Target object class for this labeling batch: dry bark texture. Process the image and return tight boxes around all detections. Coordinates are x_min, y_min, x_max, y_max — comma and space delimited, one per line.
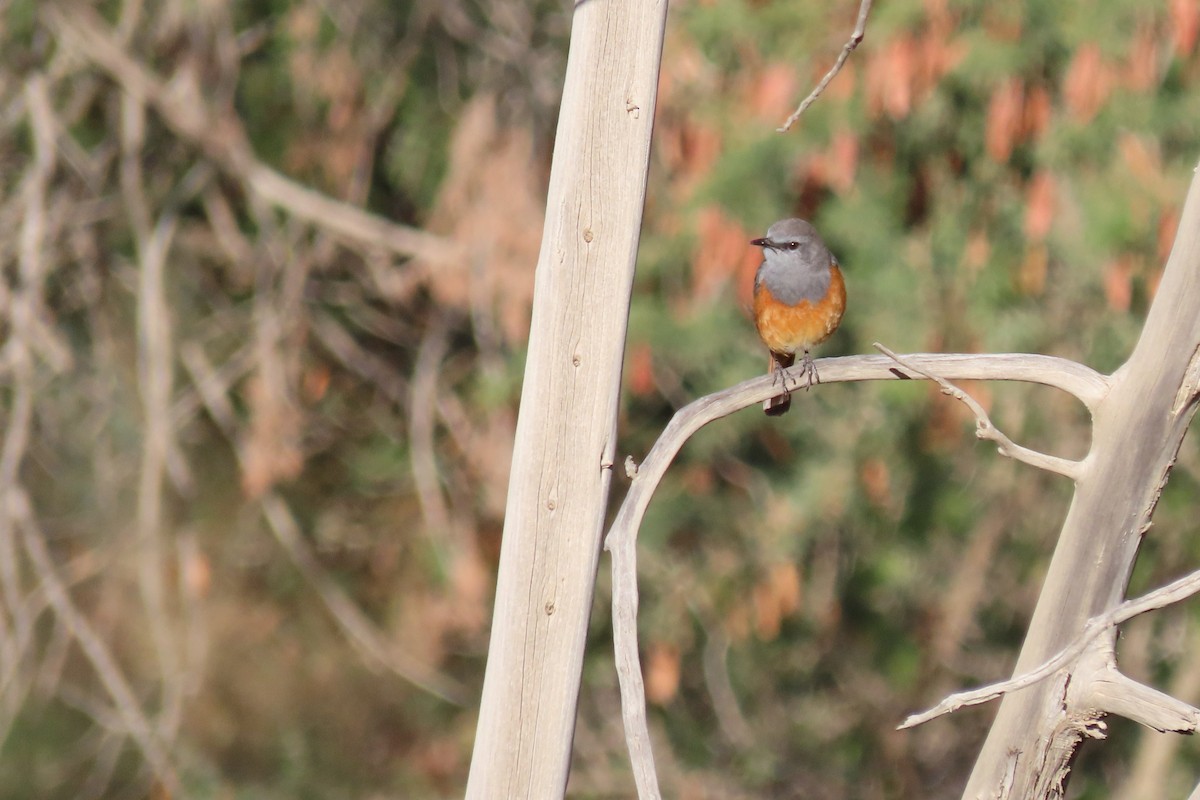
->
961, 161, 1200, 798
465, 0, 670, 797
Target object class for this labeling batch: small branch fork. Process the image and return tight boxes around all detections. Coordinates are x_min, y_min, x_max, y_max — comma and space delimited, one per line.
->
777, 0, 874, 132
875, 345, 1085, 481
604, 349, 1108, 799
900, 565, 1200, 732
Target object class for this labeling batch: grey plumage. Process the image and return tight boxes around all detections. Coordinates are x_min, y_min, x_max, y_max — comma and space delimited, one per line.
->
752, 218, 835, 305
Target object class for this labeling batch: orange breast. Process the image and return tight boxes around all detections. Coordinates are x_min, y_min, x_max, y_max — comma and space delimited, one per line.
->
753, 265, 846, 355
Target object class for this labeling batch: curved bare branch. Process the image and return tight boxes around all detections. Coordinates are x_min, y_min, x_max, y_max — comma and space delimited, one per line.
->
604, 350, 1108, 797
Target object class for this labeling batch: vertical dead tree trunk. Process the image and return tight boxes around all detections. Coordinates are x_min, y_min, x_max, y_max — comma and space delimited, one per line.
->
963, 163, 1200, 797
465, 1, 669, 797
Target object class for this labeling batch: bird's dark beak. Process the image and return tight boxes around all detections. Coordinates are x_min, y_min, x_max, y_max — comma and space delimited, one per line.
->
750, 237, 769, 247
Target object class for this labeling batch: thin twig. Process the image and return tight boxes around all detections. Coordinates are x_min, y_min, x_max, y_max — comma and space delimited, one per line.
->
777, 0, 873, 132
11, 491, 180, 794
124, 83, 189, 751
875, 344, 1085, 480
311, 313, 410, 406
409, 314, 455, 542
1, 77, 57, 628
701, 625, 754, 748
173, 341, 256, 431
900, 565, 1200, 729
0, 74, 70, 764
259, 493, 469, 705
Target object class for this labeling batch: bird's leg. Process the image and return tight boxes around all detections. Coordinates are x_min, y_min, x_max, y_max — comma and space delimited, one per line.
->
771, 361, 785, 389
768, 352, 792, 389
800, 349, 819, 390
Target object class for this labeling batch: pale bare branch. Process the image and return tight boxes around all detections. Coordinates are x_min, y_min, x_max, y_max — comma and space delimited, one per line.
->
1113, 618, 1200, 800
1084, 663, 1200, 734
900, 566, 1200, 730
310, 313, 410, 405
410, 315, 455, 541
259, 493, 470, 705
122, 82, 189, 749
875, 344, 1085, 480
11, 491, 179, 794
777, 0, 873, 132
605, 350, 1107, 798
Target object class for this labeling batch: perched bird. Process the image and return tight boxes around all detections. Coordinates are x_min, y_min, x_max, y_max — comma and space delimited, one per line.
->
750, 218, 846, 415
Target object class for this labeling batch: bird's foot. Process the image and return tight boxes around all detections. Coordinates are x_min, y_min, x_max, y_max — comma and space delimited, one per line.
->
799, 351, 819, 391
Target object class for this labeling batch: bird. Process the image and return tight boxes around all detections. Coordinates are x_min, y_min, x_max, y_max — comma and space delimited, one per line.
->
750, 218, 846, 416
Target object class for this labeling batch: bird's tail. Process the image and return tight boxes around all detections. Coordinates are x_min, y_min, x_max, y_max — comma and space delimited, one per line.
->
764, 352, 794, 416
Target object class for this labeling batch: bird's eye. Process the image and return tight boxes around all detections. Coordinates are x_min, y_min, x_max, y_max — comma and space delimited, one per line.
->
787, 241, 800, 250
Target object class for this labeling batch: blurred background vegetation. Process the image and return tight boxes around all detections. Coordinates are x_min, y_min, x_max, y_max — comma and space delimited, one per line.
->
2, 0, 1200, 797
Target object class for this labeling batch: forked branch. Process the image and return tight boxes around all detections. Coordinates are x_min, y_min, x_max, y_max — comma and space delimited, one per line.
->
900, 565, 1200, 730
605, 350, 1108, 799
875, 345, 1085, 480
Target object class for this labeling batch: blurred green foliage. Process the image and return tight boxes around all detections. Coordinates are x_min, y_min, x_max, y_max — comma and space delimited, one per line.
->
620, 0, 1200, 797
4, 0, 1200, 798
